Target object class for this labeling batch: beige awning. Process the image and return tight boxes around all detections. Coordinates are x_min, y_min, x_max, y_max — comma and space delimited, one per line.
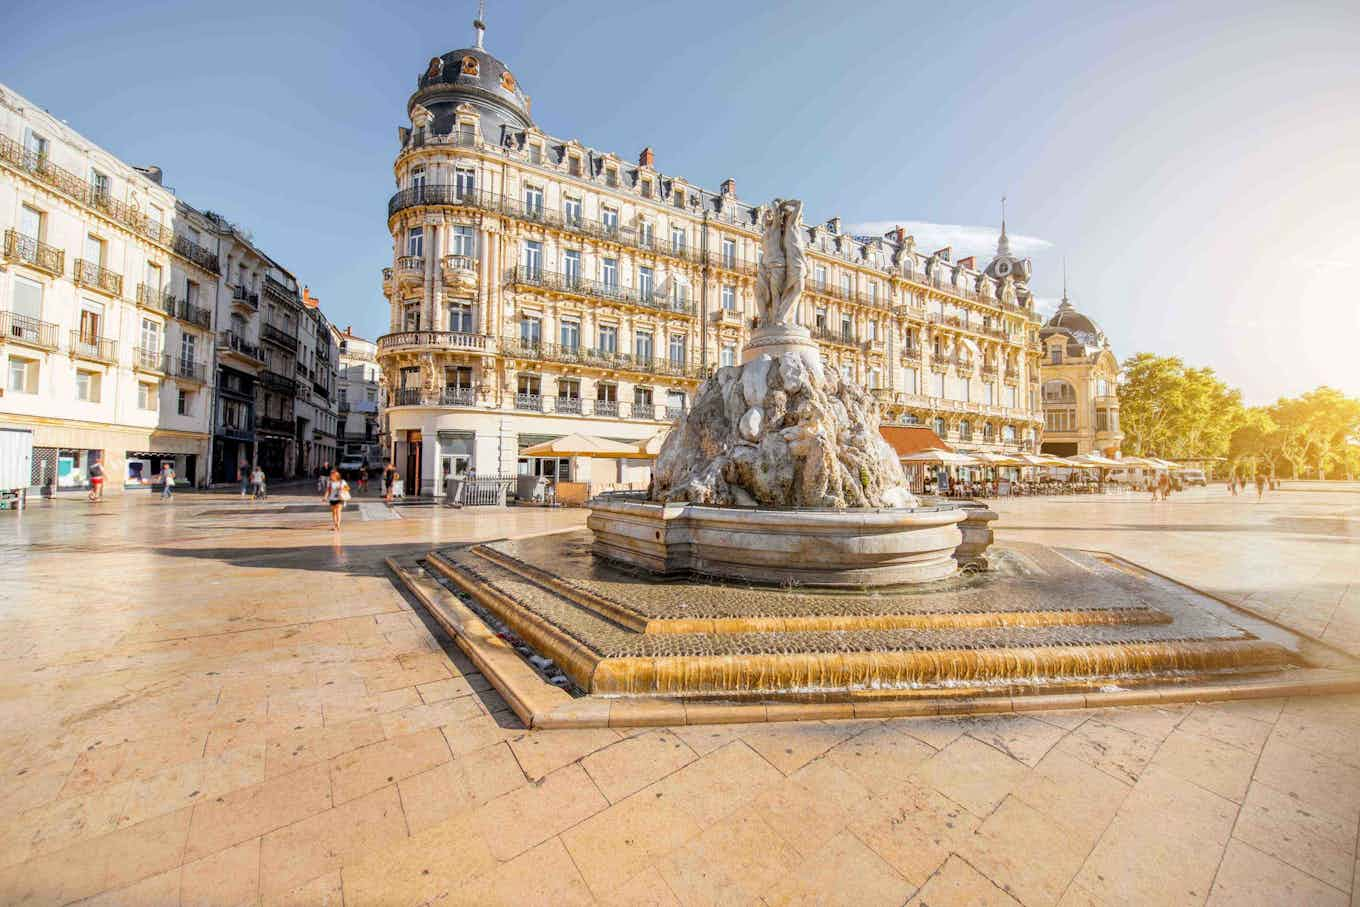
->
519, 433, 641, 459
634, 430, 669, 458
900, 449, 980, 466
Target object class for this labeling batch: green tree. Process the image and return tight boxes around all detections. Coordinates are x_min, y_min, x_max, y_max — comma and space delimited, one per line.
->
1229, 408, 1280, 478
1117, 354, 1244, 460
1268, 387, 1360, 478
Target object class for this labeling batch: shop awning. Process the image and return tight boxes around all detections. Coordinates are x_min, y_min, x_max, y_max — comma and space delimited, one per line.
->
879, 426, 952, 457
634, 430, 669, 458
519, 433, 641, 459
899, 449, 981, 466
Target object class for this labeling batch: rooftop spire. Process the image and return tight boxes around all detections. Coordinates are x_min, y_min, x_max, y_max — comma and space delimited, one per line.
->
1061, 257, 1070, 306
473, 0, 486, 49
997, 195, 1011, 258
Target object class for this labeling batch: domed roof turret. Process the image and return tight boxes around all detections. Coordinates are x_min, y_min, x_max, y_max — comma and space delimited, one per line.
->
1041, 300, 1108, 350
408, 17, 533, 141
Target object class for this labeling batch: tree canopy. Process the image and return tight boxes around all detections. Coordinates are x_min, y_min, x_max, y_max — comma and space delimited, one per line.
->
1116, 354, 1245, 460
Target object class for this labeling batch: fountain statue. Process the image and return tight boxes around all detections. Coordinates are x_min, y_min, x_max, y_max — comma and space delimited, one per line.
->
589, 198, 966, 586
651, 198, 916, 510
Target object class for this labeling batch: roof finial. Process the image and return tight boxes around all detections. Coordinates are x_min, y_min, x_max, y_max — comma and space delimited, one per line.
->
473, 0, 486, 49
997, 195, 1011, 258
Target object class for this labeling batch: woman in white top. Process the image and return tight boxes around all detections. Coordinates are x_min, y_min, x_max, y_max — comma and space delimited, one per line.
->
323, 469, 350, 531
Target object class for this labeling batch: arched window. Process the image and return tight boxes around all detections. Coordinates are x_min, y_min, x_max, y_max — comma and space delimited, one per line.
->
1043, 379, 1076, 403
959, 420, 972, 441
933, 417, 948, 437
1002, 424, 1017, 442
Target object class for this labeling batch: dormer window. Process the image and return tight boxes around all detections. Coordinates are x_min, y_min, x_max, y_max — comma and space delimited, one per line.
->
529, 143, 543, 164
568, 155, 582, 177
672, 188, 685, 209
641, 178, 653, 199
1050, 346, 1063, 364
605, 167, 618, 187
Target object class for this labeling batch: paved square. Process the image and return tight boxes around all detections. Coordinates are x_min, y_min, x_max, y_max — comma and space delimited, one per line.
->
0, 485, 1357, 905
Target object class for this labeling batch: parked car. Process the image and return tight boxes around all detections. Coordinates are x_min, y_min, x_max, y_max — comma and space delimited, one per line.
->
1181, 468, 1207, 486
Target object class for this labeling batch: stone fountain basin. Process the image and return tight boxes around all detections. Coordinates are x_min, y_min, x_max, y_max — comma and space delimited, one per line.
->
587, 494, 967, 587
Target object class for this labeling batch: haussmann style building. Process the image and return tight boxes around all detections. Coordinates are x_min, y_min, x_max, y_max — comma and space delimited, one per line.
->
1037, 290, 1123, 458
378, 23, 1047, 496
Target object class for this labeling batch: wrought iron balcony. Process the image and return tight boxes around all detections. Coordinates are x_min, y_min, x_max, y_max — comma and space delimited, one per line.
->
499, 338, 701, 379
132, 346, 168, 372
3, 229, 63, 276
260, 369, 297, 395
219, 330, 263, 362
439, 387, 478, 406
703, 249, 758, 276
70, 331, 116, 363
263, 274, 298, 304
172, 234, 220, 274
507, 266, 694, 316
73, 259, 122, 296
901, 347, 922, 363
0, 311, 59, 349
230, 285, 259, 310
257, 414, 294, 434
811, 325, 858, 347
169, 357, 207, 382
261, 322, 298, 352
376, 330, 490, 354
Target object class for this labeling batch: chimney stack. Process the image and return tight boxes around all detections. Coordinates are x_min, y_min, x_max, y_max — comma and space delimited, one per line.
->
958, 256, 976, 269
893, 225, 905, 243
720, 178, 736, 196
638, 146, 654, 168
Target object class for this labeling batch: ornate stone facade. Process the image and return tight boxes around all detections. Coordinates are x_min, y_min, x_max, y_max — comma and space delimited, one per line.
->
1038, 291, 1123, 457
379, 28, 1047, 495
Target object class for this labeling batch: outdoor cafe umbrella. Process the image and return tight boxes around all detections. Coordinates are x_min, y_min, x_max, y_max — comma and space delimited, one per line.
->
634, 429, 670, 459
519, 433, 641, 459
899, 449, 980, 466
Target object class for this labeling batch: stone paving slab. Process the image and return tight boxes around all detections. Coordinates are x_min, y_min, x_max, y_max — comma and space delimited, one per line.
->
0, 486, 1358, 905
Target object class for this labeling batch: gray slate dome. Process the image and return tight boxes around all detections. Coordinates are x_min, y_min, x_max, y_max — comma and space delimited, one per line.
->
410, 45, 533, 140
1041, 300, 1107, 350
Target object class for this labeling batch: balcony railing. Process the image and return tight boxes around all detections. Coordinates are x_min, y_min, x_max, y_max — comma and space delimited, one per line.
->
69, 331, 116, 363
387, 185, 705, 265
172, 235, 220, 274
263, 274, 298, 304
258, 415, 294, 434
135, 283, 213, 329
230, 285, 259, 309
376, 330, 490, 354
442, 254, 477, 272
219, 330, 263, 362
261, 322, 299, 352
132, 347, 167, 372
261, 369, 297, 395
169, 357, 207, 382
0, 134, 217, 270
3, 229, 64, 276
703, 250, 758, 276
0, 311, 59, 349
507, 266, 695, 316
500, 339, 701, 379
811, 325, 858, 347
395, 255, 424, 274
73, 259, 122, 296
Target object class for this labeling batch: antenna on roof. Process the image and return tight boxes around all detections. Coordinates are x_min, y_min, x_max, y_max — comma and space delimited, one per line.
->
1062, 257, 1069, 304
473, 0, 486, 49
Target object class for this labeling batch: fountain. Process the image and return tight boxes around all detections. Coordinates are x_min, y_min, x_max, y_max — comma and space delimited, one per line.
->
389, 197, 1360, 727
589, 197, 969, 587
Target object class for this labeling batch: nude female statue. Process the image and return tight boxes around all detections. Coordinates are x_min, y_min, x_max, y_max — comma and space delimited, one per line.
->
754, 198, 806, 327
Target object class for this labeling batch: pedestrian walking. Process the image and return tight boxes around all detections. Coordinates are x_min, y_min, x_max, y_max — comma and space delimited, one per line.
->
358, 466, 369, 495
1157, 472, 1171, 501
317, 462, 330, 495
87, 457, 105, 502
382, 460, 395, 498
251, 466, 267, 501
238, 464, 249, 497
1237, 476, 1246, 494
323, 469, 350, 532
160, 463, 176, 501
1227, 475, 1237, 496
385, 470, 397, 506
1255, 473, 1266, 501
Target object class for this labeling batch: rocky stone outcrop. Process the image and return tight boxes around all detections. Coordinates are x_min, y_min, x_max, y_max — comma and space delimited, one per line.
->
651, 352, 918, 510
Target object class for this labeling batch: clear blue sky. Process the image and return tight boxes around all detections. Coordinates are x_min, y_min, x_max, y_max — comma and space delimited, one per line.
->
6, 0, 1358, 403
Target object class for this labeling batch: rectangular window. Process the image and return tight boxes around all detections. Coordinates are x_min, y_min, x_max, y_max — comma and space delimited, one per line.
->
721, 238, 736, 268
12, 274, 43, 319
668, 334, 686, 366
76, 369, 101, 402
185, 280, 199, 308
601, 207, 619, 232
640, 178, 653, 198
410, 165, 426, 191
84, 234, 104, 267
450, 225, 475, 258
638, 266, 654, 298
406, 227, 424, 258
20, 205, 42, 241
519, 316, 541, 345
672, 188, 685, 209
602, 258, 618, 288
7, 356, 38, 393
449, 302, 473, 333
562, 249, 581, 282
903, 367, 918, 394
568, 155, 582, 177
634, 386, 653, 407
841, 274, 852, 297
523, 185, 544, 215
145, 262, 163, 293
403, 302, 420, 331
670, 226, 685, 252
180, 333, 197, 365
455, 166, 475, 197
815, 265, 827, 289
563, 196, 582, 225
598, 325, 617, 353
177, 389, 190, 416
720, 345, 736, 368
635, 331, 654, 361
984, 383, 995, 405
140, 317, 162, 354
528, 143, 542, 164
90, 169, 110, 199
445, 365, 473, 389
559, 319, 581, 350
23, 128, 49, 159
522, 240, 543, 274
557, 378, 580, 399
869, 282, 879, 304
935, 373, 946, 397
1050, 347, 1062, 364
139, 382, 159, 410
639, 221, 653, 247
721, 285, 735, 311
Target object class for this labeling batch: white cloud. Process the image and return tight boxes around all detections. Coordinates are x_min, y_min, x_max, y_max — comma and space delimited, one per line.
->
1031, 295, 1062, 316
847, 220, 1052, 259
